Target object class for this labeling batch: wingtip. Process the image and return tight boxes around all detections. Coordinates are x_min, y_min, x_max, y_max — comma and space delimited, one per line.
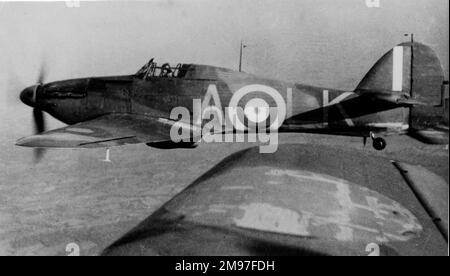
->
15, 135, 40, 147
15, 137, 29, 147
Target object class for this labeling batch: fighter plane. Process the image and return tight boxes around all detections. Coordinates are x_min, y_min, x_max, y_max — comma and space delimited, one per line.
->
16, 41, 449, 159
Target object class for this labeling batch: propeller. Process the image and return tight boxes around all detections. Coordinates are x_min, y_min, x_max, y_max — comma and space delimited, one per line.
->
31, 63, 47, 163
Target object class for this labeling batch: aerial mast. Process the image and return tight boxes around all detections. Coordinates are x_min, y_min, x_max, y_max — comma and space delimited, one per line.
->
238, 40, 247, 72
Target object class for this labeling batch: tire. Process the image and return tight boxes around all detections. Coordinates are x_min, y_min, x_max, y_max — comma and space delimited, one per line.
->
372, 137, 387, 151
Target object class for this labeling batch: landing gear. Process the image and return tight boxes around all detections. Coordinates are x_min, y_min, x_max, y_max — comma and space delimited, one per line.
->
370, 132, 386, 151
373, 137, 387, 151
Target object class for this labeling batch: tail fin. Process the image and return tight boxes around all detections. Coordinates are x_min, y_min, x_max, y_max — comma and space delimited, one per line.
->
356, 42, 445, 104
357, 43, 413, 95
356, 41, 448, 144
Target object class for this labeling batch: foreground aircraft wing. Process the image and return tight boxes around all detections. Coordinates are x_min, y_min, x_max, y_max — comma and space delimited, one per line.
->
102, 144, 448, 256
16, 113, 194, 148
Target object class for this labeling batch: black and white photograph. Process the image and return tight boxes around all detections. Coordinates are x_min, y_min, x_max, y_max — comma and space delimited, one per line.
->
0, 0, 448, 260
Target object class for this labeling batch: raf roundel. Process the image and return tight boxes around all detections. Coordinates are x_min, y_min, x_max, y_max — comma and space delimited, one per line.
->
227, 84, 287, 132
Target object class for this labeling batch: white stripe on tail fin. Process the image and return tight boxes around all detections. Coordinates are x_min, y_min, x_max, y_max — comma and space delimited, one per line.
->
392, 46, 404, 91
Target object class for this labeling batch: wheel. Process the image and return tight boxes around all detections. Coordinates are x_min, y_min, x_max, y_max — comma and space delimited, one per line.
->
372, 137, 387, 151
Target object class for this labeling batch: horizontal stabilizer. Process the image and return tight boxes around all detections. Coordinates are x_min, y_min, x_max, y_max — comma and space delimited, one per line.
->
363, 91, 429, 106
408, 127, 449, 145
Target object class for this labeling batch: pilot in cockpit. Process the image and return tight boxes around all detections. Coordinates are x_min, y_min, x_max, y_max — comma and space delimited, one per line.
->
160, 63, 172, 77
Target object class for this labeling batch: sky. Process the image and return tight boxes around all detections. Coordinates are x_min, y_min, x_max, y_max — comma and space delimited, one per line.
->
0, 0, 448, 132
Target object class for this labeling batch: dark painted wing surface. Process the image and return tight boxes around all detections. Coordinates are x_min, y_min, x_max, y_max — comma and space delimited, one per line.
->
103, 144, 447, 256
15, 113, 184, 148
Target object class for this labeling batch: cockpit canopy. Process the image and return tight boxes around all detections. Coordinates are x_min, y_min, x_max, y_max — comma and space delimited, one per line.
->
135, 59, 239, 81
135, 59, 190, 79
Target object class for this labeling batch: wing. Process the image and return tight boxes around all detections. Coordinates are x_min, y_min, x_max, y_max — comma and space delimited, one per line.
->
16, 113, 197, 148
102, 144, 447, 256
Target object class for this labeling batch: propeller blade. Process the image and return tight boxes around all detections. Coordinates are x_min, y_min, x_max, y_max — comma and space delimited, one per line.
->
37, 62, 47, 84
18, 61, 49, 163
33, 148, 45, 163
32, 108, 46, 163
33, 108, 46, 134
